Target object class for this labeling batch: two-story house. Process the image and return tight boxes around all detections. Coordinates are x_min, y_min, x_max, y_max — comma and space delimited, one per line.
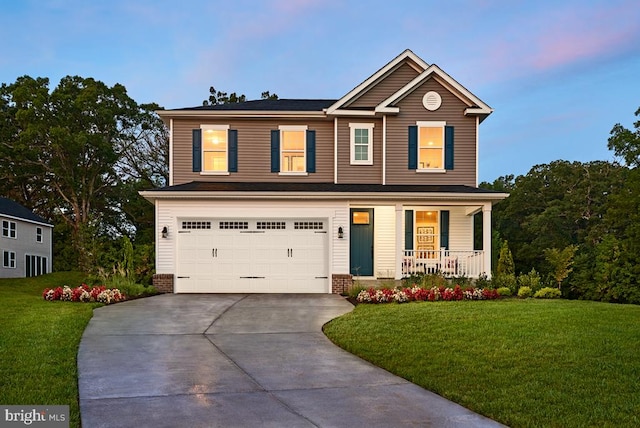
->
141, 50, 507, 294
0, 197, 53, 278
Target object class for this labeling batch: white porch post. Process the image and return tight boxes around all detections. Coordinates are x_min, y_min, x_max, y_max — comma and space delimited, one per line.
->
482, 203, 492, 278
395, 204, 403, 280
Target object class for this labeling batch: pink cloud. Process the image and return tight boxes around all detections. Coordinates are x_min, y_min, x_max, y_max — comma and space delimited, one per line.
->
474, 1, 640, 85
529, 2, 640, 71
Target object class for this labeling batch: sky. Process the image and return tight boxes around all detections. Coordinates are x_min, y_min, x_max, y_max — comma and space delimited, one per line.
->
1, 0, 639, 183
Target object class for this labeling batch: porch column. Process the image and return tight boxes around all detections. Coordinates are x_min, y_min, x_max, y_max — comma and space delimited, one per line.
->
395, 204, 404, 280
482, 203, 492, 278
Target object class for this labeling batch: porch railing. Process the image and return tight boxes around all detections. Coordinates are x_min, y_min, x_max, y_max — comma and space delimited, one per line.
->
402, 249, 485, 278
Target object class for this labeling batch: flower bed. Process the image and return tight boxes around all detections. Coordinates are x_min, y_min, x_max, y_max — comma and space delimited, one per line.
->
356, 285, 500, 304
43, 284, 125, 304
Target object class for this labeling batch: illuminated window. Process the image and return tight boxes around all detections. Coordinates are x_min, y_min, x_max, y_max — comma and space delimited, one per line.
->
201, 125, 229, 172
417, 121, 445, 170
415, 211, 438, 257
352, 211, 370, 225
280, 126, 306, 173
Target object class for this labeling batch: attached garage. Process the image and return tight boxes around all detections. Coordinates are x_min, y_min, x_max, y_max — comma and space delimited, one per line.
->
175, 218, 329, 293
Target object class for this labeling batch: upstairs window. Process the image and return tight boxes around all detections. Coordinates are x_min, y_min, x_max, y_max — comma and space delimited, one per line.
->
418, 121, 445, 170
349, 123, 374, 165
202, 125, 229, 172
192, 126, 237, 173
2, 220, 16, 239
36, 227, 43, 243
271, 125, 315, 174
281, 126, 306, 173
408, 122, 454, 171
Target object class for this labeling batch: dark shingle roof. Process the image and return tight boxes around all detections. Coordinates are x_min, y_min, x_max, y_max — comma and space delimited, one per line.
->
149, 181, 503, 195
177, 99, 337, 112
0, 198, 51, 225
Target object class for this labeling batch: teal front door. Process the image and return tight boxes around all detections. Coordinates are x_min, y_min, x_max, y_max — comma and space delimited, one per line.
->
350, 208, 374, 276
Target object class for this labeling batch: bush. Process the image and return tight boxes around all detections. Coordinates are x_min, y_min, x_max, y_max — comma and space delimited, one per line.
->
534, 287, 562, 299
518, 268, 542, 293
474, 273, 492, 289
347, 282, 369, 298
517, 286, 532, 298
497, 287, 512, 297
493, 274, 517, 294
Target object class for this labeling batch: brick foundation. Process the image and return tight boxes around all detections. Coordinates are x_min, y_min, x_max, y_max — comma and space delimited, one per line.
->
152, 274, 174, 293
332, 274, 353, 294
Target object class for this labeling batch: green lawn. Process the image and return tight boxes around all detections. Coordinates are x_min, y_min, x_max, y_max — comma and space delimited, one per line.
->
0, 272, 97, 428
324, 299, 640, 428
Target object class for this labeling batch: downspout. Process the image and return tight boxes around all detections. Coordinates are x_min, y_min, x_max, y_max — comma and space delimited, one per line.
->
475, 116, 479, 187
334, 117, 338, 184
169, 118, 174, 187
382, 115, 387, 185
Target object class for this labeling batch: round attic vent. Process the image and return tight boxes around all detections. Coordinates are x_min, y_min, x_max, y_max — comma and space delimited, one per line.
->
422, 91, 442, 111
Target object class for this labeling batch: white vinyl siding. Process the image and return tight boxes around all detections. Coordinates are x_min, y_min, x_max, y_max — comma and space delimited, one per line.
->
373, 206, 396, 278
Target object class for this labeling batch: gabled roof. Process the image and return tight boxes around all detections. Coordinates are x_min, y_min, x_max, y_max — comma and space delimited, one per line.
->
326, 49, 429, 115
156, 49, 491, 122
0, 198, 52, 226
375, 64, 493, 122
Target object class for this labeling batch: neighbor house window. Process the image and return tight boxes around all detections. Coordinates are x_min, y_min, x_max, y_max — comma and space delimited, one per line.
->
3, 250, 16, 268
417, 121, 445, 170
349, 123, 374, 165
36, 227, 43, 243
280, 125, 306, 173
201, 125, 229, 172
2, 220, 16, 239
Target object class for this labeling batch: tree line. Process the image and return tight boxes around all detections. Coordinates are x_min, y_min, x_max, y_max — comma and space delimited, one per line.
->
2, 73, 639, 303
481, 105, 640, 304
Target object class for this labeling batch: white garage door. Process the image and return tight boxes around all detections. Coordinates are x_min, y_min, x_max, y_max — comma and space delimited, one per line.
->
176, 218, 328, 293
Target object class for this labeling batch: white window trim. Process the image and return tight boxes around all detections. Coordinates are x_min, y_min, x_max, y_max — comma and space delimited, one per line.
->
416, 121, 446, 172
279, 125, 307, 175
200, 124, 230, 174
2, 220, 16, 239
36, 227, 43, 243
3, 250, 16, 268
349, 123, 374, 165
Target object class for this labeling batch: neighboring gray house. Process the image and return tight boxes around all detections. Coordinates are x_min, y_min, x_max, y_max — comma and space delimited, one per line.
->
0, 198, 53, 278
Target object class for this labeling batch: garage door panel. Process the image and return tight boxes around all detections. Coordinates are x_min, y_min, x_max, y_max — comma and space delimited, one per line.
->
177, 218, 328, 293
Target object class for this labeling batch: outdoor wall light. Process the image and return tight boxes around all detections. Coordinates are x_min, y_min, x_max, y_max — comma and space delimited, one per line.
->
338, 226, 344, 239
161, 226, 168, 239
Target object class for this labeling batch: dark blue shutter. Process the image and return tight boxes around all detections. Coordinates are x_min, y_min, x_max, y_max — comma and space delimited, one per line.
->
228, 129, 238, 173
444, 126, 454, 170
270, 130, 280, 172
405, 210, 414, 250
192, 129, 202, 172
306, 130, 316, 173
408, 126, 418, 169
440, 210, 450, 250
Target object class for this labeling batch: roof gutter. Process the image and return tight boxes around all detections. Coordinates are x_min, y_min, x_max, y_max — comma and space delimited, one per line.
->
140, 190, 509, 204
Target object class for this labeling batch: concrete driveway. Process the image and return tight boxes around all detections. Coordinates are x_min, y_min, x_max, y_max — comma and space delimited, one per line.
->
78, 294, 505, 427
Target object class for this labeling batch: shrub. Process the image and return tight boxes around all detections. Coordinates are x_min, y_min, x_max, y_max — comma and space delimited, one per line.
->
493, 273, 517, 295
474, 273, 492, 289
518, 268, 542, 292
497, 287, 512, 297
517, 286, 532, 298
534, 287, 562, 299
